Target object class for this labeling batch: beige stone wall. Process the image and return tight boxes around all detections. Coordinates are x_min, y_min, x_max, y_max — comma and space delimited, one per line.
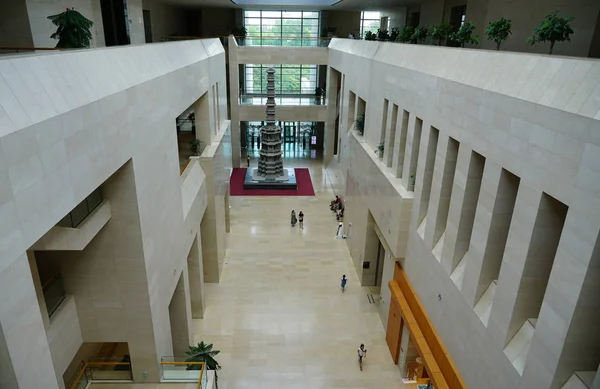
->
327, 39, 600, 389
0, 39, 229, 388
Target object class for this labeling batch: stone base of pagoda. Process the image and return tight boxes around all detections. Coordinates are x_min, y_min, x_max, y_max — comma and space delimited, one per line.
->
243, 168, 298, 189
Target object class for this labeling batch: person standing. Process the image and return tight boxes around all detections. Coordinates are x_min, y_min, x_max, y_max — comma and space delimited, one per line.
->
358, 344, 367, 371
341, 275, 347, 292
298, 211, 304, 229
247, 155, 250, 167
291, 210, 297, 227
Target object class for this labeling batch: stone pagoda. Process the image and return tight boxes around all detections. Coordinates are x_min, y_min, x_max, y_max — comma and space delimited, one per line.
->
244, 67, 297, 189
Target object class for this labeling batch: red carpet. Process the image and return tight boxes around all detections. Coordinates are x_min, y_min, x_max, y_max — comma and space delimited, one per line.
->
230, 168, 315, 196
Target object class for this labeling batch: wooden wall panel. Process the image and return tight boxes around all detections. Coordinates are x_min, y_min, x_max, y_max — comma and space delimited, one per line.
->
386, 298, 402, 364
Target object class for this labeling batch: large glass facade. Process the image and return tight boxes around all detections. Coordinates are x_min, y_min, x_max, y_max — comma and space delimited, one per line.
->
360, 11, 381, 38
244, 64, 318, 95
244, 10, 320, 46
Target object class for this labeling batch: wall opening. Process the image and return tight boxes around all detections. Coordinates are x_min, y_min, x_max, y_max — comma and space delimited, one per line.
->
357, 96, 366, 136
347, 90, 356, 132
431, 136, 460, 259
407, 117, 423, 191
169, 273, 190, 357
395, 110, 409, 179
449, 151, 485, 286
379, 99, 389, 159
417, 127, 439, 233
504, 193, 568, 375
386, 104, 398, 168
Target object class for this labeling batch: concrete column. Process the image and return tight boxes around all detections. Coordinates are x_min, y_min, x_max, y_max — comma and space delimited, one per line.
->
441, 148, 485, 274
487, 184, 539, 347
461, 163, 516, 307
415, 126, 439, 231
384, 103, 397, 168
0, 253, 60, 389
401, 115, 422, 191
228, 35, 241, 168
392, 110, 409, 179
187, 233, 205, 319
194, 92, 212, 150
169, 272, 192, 357
324, 66, 340, 166
199, 157, 227, 283
26, 251, 50, 330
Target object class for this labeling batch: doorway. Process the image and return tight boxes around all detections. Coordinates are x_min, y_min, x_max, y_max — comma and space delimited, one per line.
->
100, 0, 131, 46
143, 10, 153, 43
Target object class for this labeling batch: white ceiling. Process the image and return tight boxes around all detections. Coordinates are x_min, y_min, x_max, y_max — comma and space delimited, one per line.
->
158, 0, 419, 11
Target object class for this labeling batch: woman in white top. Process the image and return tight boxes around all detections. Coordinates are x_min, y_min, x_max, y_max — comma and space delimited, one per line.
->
357, 344, 367, 371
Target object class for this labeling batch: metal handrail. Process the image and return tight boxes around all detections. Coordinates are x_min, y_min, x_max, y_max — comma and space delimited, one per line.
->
0, 46, 61, 52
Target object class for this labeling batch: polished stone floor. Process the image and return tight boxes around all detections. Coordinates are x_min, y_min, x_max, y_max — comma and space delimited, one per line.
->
93, 157, 406, 389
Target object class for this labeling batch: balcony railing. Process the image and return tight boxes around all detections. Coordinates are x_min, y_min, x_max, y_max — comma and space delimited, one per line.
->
237, 36, 330, 47
160, 357, 207, 389
240, 95, 325, 106
57, 188, 103, 228
42, 273, 66, 318
68, 359, 132, 389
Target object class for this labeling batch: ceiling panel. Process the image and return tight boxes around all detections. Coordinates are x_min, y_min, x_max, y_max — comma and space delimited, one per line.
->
158, 0, 424, 10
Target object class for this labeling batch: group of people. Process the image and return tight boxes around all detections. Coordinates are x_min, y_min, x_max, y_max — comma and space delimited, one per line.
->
330, 195, 344, 221
290, 210, 304, 229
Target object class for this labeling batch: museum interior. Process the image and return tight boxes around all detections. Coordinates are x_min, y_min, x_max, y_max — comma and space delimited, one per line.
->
0, 0, 599, 389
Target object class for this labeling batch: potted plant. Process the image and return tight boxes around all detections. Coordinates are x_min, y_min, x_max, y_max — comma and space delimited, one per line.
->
376, 143, 384, 158
47, 8, 94, 48
411, 26, 429, 44
355, 112, 365, 135
527, 12, 574, 54
364, 31, 376, 41
232, 26, 247, 44
186, 342, 221, 388
190, 139, 203, 156
485, 17, 512, 50
428, 23, 453, 46
314, 87, 325, 105
449, 21, 479, 47
397, 26, 415, 43
376, 28, 390, 41
389, 27, 400, 42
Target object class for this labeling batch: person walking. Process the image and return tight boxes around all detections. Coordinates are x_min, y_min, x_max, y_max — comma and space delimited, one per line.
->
247, 155, 250, 167
341, 275, 347, 292
358, 344, 367, 371
298, 211, 304, 229
291, 210, 297, 227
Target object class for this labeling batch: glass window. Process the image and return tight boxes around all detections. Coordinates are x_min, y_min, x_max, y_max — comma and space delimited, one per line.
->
360, 11, 381, 39
243, 64, 318, 96
243, 10, 321, 46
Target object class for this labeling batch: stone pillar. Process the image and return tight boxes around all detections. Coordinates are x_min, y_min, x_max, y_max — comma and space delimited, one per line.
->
324, 66, 340, 166
26, 251, 50, 330
0, 253, 60, 389
194, 92, 212, 149
169, 272, 192, 357
392, 110, 409, 179
187, 233, 205, 319
228, 35, 241, 168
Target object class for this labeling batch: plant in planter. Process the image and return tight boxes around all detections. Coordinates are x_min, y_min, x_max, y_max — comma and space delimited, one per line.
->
232, 26, 247, 41
376, 143, 384, 158
376, 28, 390, 41
527, 12, 574, 54
449, 21, 479, 47
314, 87, 325, 105
389, 27, 400, 42
186, 342, 221, 388
364, 31, 376, 41
47, 8, 94, 48
397, 26, 415, 43
485, 17, 512, 50
410, 26, 429, 44
190, 139, 203, 156
355, 112, 365, 135
428, 23, 453, 46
